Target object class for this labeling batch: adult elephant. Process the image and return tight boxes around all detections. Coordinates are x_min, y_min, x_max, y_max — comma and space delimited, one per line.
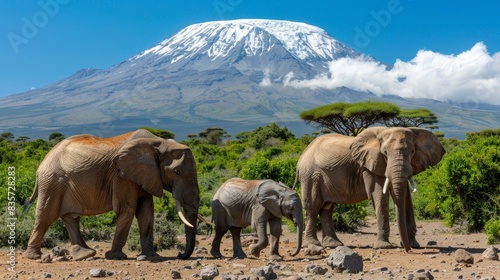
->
210, 178, 303, 260
25, 129, 200, 261
296, 127, 445, 252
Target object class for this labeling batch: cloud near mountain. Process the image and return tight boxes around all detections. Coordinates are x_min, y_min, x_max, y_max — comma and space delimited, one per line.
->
283, 42, 500, 105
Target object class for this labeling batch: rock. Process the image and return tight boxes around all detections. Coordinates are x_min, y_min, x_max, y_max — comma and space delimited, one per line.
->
41, 272, 52, 278
171, 271, 182, 279
326, 246, 363, 273
305, 264, 327, 275
196, 247, 209, 254
89, 268, 106, 277
40, 253, 52, 263
191, 258, 203, 268
426, 241, 437, 246
54, 255, 70, 262
200, 264, 219, 280
454, 249, 474, 264
251, 265, 277, 280
482, 245, 498, 260
408, 270, 434, 280
303, 244, 325, 256
50, 246, 69, 258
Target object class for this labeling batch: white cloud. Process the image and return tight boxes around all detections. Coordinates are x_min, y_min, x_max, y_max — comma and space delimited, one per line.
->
284, 42, 500, 105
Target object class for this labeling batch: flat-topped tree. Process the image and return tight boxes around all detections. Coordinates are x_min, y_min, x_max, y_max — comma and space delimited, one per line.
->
385, 108, 438, 128
300, 101, 400, 136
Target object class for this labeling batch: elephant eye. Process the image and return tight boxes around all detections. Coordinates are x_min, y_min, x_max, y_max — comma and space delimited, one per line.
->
174, 169, 180, 175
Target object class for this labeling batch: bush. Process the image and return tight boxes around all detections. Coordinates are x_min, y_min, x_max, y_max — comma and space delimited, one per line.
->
414, 134, 500, 232
333, 201, 368, 232
128, 213, 179, 251
485, 219, 500, 245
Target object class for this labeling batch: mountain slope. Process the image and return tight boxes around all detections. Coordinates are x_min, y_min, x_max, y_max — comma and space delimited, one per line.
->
0, 19, 499, 139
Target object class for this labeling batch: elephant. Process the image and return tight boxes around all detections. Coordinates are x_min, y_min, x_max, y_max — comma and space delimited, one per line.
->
210, 178, 303, 260
295, 127, 445, 252
24, 129, 200, 261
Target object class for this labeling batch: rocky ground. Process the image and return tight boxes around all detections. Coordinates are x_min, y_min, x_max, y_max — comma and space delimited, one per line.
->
2, 217, 499, 279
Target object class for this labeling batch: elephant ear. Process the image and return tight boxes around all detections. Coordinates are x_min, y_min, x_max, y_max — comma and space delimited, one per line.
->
114, 138, 164, 197
257, 180, 283, 218
350, 127, 387, 176
410, 128, 446, 174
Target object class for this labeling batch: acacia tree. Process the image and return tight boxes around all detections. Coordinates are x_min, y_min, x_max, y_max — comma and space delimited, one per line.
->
384, 108, 438, 127
300, 101, 400, 136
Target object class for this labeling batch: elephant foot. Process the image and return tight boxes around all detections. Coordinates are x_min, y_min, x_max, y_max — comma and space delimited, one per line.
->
304, 236, 322, 247
210, 248, 224, 259
25, 247, 42, 260
249, 244, 261, 258
105, 250, 128, 260
322, 236, 343, 249
232, 252, 247, 259
410, 239, 421, 249
268, 254, 283, 261
137, 251, 160, 261
374, 240, 394, 249
71, 245, 96, 261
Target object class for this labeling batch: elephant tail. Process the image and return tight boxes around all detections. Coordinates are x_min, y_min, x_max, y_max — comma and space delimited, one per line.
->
23, 181, 39, 214
292, 168, 299, 190
198, 213, 214, 237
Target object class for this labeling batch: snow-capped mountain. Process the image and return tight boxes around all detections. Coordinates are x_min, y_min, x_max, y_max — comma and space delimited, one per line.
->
0, 19, 498, 139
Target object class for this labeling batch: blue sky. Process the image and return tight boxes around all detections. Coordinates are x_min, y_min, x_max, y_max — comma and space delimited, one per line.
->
1, 0, 499, 98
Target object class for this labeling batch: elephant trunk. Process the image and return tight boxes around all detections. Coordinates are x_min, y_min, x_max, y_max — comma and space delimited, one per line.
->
177, 209, 198, 259
290, 208, 303, 256
390, 178, 412, 252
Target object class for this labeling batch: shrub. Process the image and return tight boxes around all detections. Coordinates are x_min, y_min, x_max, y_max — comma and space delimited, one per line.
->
128, 213, 179, 251
485, 219, 500, 245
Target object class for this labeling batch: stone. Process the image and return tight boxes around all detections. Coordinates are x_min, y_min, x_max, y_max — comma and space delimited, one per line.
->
303, 244, 325, 256
454, 249, 474, 264
200, 264, 219, 280
326, 246, 363, 273
408, 270, 434, 280
171, 271, 182, 279
251, 265, 277, 280
482, 245, 498, 260
40, 253, 52, 263
50, 246, 69, 258
305, 264, 328, 275
426, 241, 437, 246
89, 268, 106, 277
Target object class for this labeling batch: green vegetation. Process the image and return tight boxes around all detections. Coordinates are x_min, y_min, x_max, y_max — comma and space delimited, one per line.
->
413, 130, 500, 242
1, 120, 499, 249
300, 101, 440, 136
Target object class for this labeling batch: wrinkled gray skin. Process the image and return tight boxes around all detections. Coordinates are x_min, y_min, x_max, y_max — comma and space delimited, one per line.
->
296, 127, 445, 252
25, 129, 200, 261
210, 178, 303, 260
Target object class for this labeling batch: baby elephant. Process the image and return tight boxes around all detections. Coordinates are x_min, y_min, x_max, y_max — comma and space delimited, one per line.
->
210, 178, 303, 260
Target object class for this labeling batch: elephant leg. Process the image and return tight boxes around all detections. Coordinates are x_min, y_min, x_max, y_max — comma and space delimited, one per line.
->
61, 214, 96, 261
371, 183, 393, 249
229, 227, 247, 259
268, 218, 283, 261
249, 220, 269, 258
304, 204, 321, 247
135, 194, 159, 259
105, 209, 134, 260
405, 190, 420, 248
319, 203, 343, 248
210, 223, 227, 259
26, 201, 60, 260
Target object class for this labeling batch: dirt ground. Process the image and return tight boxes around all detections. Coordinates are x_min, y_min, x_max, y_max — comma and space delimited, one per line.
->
2, 216, 499, 279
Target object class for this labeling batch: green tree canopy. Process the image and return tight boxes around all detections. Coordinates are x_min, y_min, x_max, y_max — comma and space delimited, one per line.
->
198, 127, 231, 145
300, 101, 400, 135
141, 127, 175, 139
384, 108, 438, 127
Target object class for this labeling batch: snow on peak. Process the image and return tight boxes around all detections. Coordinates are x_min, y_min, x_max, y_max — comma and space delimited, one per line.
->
132, 19, 358, 63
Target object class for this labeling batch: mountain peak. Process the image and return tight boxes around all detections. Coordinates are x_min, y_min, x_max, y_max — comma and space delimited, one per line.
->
132, 19, 359, 63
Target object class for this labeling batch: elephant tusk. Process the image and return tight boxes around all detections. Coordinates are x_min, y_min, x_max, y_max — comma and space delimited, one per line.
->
176, 200, 194, 228
409, 177, 417, 192
383, 177, 390, 194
